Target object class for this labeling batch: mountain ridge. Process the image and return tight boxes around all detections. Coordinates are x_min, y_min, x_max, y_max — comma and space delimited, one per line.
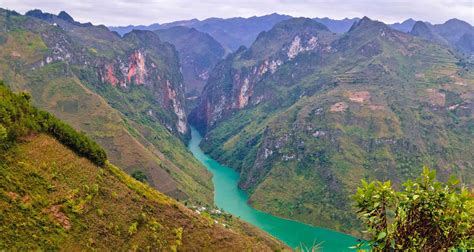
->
191, 16, 474, 235
0, 8, 214, 205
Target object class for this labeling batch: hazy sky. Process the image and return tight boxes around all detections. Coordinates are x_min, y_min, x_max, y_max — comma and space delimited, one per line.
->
2, 0, 473, 26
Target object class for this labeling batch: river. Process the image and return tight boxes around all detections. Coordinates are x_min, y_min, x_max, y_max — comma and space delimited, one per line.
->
188, 127, 360, 250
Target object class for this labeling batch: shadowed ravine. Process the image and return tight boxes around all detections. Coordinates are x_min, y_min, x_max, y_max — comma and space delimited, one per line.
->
188, 127, 359, 250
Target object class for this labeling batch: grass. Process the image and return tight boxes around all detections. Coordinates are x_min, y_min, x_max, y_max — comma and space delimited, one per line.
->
0, 19, 214, 205
0, 134, 287, 251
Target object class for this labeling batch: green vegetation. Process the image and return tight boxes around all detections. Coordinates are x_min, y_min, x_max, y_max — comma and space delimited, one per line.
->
0, 8, 213, 205
0, 82, 106, 165
353, 168, 473, 250
0, 83, 287, 251
131, 170, 148, 182
193, 17, 474, 236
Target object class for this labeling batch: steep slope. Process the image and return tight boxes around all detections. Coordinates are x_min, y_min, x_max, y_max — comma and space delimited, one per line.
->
155, 26, 225, 103
190, 18, 339, 133
191, 17, 474, 235
456, 32, 474, 56
0, 9, 213, 204
0, 84, 287, 251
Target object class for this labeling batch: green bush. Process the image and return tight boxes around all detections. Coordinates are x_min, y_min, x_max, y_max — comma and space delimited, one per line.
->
38, 111, 107, 166
131, 170, 148, 182
353, 167, 473, 250
0, 81, 107, 166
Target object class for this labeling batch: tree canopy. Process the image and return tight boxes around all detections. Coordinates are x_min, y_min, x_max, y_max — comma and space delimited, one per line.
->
353, 167, 473, 250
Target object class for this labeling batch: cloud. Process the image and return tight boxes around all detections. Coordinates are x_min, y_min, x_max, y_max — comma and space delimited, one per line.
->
1, 0, 472, 26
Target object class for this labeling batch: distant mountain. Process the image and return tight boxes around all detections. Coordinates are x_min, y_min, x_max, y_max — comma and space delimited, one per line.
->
191, 16, 474, 236
433, 18, 473, 44
0, 83, 286, 251
2, 8, 215, 205
456, 32, 474, 55
313, 17, 360, 33
410, 19, 474, 57
410, 21, 448, 44
389, 18, 417, 32
155, 26, 225, 99
110, 14, 292, 52
160, 13, 293, 52
109, 22, 161, 36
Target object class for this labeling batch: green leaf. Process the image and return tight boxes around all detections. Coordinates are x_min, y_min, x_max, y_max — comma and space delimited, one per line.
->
377, 231, 386, 240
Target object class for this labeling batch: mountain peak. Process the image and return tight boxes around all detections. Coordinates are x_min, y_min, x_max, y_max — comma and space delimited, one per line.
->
57, 11, 75, 23
411, 20, 430, 31
274, 17, 330, 32
25, 9, 54, 21
444, 18, 472, 27
348, 16, 388, 33
123, 29, 162, 43
410, 21, 448, 44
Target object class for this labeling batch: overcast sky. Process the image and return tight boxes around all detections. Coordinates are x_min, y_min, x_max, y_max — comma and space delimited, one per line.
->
2, 0, 473, 26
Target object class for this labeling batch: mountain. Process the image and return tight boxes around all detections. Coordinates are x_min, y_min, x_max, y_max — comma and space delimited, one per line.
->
313, 17, 360, 33
0, 83, 287, 251
190, 17, 474, 235
159, 13, 293, 52
433, 18, 473, 44
155, 26, 225, 101
0, 9, 214, 205
389, 18, 417, 32
410, 21, 448, 44
109, 23, 161, 36
456, 32, 474, 55
111, 14, 292, 52
410, 19, 474, 57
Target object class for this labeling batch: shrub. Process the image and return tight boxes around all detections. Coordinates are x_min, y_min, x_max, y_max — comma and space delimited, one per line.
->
353, 167, 473, 250
0, 82, 107, 166
131, 170, 148, 182
0, 124, 7, 147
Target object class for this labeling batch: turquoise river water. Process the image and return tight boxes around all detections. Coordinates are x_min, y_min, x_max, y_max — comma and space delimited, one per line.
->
188, 127, 360, 250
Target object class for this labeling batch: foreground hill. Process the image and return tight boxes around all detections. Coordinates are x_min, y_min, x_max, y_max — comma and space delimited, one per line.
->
191, 17, 474, 235
0, 83, 287, 251
0, 9, 213, 204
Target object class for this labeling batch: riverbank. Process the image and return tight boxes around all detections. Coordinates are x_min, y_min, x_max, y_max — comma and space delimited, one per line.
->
188, 127, 359, 250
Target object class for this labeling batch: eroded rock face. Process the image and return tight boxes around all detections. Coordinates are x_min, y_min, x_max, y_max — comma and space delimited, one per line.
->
191, 18, 337, 134
127, 50, 147, 85
34, 20, 189, 136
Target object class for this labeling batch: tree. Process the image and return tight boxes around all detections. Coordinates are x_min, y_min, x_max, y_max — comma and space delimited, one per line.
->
353, 167, 473, 250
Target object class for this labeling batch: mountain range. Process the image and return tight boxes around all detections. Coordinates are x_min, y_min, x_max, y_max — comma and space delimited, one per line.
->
190, 16, 474, 235
0, 8, 215, 206
109, 14, 473, 57
1, 6, 473, 248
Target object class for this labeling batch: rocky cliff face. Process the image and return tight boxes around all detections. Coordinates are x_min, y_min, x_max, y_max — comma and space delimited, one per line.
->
193, 17, 474, 235
1, 9, 212, 204
190, 18, 338, 134
26, 10, 188, 135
